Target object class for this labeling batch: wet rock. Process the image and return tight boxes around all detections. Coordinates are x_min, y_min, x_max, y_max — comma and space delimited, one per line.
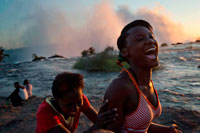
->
195, 39, 200, 43
32, 56, 46, 61
48, 54, 65, 59
160, 43, 168, 47
172, 42, 183, 45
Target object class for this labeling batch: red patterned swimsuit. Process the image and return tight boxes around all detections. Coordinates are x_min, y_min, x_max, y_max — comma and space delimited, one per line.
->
121, 69, 162, 133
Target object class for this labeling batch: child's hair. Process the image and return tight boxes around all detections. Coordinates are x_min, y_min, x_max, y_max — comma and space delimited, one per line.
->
51, 72, 84, 98
116, 19, 153, 67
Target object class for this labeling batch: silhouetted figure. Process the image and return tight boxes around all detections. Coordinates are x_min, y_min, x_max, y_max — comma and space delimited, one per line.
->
7, 82, 22, 107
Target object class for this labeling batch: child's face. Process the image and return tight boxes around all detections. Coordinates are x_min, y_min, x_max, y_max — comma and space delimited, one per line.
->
57, 88, 83, 117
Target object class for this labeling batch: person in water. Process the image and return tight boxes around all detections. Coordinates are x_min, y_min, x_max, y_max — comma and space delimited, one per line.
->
36, 72, 117, 133
103, 20, 182, 133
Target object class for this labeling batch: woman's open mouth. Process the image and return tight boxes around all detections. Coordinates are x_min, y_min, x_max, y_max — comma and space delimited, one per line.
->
144, 47, 157, 60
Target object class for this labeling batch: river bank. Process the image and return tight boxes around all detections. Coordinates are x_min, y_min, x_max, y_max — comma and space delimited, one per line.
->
0, 96, 199, 133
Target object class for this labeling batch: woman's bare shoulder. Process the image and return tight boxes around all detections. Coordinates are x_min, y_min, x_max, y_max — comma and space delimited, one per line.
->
103, 72, 138, 131
104, 71, 135, 100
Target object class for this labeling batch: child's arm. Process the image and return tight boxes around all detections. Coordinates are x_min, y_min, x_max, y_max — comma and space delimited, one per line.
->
83, 105, 98, 123
48, 124, 71, 133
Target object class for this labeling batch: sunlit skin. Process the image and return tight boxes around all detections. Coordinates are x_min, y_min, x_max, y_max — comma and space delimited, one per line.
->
104, 26, 160, 131
104, 25, 182, 133
122, 26, 159, 93
122, 26, 159, 69
125, 25, 159, 114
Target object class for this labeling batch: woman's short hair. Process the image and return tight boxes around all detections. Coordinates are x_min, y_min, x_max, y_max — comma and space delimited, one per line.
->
51, 72, 84, 98
116, 20, 153, 66
117, 19, 153, 52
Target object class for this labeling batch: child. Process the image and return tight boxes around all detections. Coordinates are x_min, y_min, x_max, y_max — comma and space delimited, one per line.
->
36, 72, 117, 133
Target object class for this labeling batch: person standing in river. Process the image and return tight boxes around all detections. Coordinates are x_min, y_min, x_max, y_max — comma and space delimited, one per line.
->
103, 20, 182, 133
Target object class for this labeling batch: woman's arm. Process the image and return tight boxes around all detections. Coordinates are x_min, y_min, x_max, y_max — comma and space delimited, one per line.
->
83, 100, 117, 133
103, 79, 131, 132
148, 122, 182, 133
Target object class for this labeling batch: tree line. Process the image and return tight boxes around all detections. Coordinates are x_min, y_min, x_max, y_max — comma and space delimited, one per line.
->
0, 47, 9, 63
81, 46, 114, 57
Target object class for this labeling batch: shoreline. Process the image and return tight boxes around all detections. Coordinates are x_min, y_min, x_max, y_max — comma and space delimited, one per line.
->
0, 96, 199, 133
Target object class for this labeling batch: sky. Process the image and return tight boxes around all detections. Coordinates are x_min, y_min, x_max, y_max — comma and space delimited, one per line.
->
0, 0, 200, 57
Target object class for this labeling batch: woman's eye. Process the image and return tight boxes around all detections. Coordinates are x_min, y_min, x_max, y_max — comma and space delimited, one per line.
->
135, 37, 144, 41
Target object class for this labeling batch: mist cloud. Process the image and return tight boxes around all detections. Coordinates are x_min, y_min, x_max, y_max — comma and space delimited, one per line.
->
0, 0, 195, 58
117, 5, 193, 44
18, 0, 123, 57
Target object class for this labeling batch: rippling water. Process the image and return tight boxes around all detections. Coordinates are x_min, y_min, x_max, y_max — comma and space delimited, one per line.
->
0, 43, 200, 113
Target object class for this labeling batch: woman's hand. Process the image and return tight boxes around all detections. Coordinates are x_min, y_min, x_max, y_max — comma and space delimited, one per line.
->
83, 100, 118, 133
94, 99, 118, 129
169, 124, 182, 133
148, 122, 182, 133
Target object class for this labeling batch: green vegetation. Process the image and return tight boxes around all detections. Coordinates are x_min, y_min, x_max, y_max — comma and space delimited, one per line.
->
74, 46, 162, 72
0, 47, 9, 63
104, 46, 114, 52
74, 51, 129, 72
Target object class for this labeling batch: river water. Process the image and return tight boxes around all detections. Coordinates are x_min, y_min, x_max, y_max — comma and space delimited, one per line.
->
0, 43, 200, 113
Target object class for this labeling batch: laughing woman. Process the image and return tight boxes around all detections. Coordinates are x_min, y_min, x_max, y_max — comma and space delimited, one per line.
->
103, 20, 182, 133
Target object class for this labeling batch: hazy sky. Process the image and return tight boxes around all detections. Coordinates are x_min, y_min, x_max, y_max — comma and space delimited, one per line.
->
0, 0, 200, 57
